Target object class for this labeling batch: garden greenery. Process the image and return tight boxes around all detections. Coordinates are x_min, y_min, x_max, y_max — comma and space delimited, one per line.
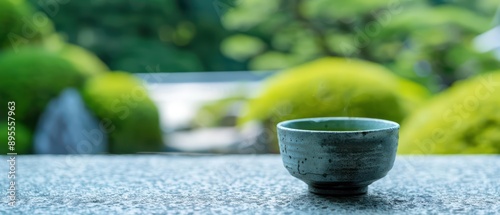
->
82, 72, 164, 153
239, 57, 429, 151
0, 48, 86, 129
399, 71, 500, 154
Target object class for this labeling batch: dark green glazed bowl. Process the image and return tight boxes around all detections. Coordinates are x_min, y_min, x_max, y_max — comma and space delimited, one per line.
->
277, 117, 399, 196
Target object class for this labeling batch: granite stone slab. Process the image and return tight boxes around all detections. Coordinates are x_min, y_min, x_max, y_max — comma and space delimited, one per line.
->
1, 155, 499, 214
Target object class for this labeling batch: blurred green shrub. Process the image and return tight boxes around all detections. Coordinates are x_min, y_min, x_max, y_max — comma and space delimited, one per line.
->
220, 34, 266, 62
1, 1, 166, 154
0, 48, 86, 129
82, 72, 164, 153
0, 121, 32, 154
372, 6, 499, 92
27, 0, 244, 72
56, 43, 109, 77
193, 96, 246, 128
239, 57, 429, 151
110, 37, 203, 73
399, 71, 500, 154
221, 0, 499, 91
38, 34, 109, 77
0, 0, 53, 51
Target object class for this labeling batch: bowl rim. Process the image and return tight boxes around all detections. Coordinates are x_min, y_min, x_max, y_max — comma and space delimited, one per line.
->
277, 117, 399, 134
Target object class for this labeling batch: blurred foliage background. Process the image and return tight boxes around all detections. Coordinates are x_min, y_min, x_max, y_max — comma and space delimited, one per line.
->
219, 0, 499, 92
0, 0, 164, 154
26, 0, 245, 72
238, 57, 431, 152
1, 0, 499, 154
14, 0, 497, 91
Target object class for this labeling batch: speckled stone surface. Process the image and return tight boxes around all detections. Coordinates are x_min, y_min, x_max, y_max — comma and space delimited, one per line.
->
1, 155, 499, 214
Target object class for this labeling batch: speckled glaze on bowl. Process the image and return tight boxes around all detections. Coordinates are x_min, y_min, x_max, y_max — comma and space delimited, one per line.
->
277, 117, 399, 196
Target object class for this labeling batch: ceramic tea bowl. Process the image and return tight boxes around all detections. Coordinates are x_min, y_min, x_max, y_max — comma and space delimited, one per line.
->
277, 117, 399, 196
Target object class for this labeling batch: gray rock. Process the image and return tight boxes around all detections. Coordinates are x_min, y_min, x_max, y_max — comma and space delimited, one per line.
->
33, 88, 107, 154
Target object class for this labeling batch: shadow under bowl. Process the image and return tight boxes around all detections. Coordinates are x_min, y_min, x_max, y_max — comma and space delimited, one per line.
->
277, 117, 399, 196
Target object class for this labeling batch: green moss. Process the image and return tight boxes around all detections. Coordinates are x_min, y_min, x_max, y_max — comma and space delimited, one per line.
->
40, 35, 108, 76
82, 72, 163, 154
57, 44, 109, 77
193, 96, 246, 128
239, 57, 429, 151
0, 48, 87, 129
0, 0, 53, 50
0, 121, 32, 154
399, 71, 500, 154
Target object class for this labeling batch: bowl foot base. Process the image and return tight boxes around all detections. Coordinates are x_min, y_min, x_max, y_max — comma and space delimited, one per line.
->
308, 184, 368, 196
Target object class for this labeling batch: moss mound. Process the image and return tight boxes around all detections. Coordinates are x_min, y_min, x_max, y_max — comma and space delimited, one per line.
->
0, 121, 32, 154
193, 96, 246, 128
57, 44, 109, 77
40, 35, 108, 76
0, 0, 53, 50
399, 71, 500, 154
239, 57, 429, 151
82, 72, 163, 154
0, 48, 86, 129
